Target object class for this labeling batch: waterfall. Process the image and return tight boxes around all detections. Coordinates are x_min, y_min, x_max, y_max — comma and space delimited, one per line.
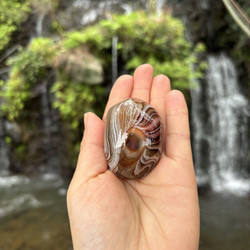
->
191, 53, 250, 195
112, 36, 118, 85
156, 0, 165, 14
35, 13, 45, 37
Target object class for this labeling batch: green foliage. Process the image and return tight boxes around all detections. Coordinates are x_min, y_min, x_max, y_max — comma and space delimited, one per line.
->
1, 11, 206, 123
51, 80, 104, 129
0, 9, 207, 170
63, 28, 106, 50
60, 11, 206, 134
4, 136, 12, 145
1, 35, 105, 132
0, 38, 57, 120
0, 0, 30, 51
64, 11, 206, 90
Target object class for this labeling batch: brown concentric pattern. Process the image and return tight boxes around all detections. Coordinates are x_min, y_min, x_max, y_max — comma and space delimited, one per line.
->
104, 98, 163, 180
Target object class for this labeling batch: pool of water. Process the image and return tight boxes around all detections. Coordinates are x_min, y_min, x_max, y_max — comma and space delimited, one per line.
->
1, 174, 250, 249
0, 174, 72, 250
199, 191, 250, 250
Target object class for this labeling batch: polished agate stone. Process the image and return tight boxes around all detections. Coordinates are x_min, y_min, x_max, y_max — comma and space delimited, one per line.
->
104, 98, 163, 180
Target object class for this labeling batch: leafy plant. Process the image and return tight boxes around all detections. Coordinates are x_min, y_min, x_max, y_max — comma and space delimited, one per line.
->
0, 38, 57, 120
0, 10, 206, 167
51, 80, 104, 129
64, 11, 206, 90
1, 11, 207, 122
0, 0, 30, 51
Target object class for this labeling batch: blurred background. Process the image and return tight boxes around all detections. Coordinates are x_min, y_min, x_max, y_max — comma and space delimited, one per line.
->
0, 0, 249, 249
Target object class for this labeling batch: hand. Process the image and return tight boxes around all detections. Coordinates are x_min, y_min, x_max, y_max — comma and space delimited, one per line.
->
67, 64, 200, 250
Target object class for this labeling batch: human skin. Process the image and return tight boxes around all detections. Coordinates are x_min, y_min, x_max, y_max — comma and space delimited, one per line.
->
67, 64, 200, 250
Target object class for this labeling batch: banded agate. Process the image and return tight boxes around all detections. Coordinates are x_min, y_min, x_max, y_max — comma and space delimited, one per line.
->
104, 98, 163, 180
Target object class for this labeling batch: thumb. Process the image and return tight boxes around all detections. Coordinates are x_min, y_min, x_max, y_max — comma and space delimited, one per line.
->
73, 112, 107, 183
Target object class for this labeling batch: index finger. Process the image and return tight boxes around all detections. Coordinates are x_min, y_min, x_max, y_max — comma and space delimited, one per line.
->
103, 75, 133, 120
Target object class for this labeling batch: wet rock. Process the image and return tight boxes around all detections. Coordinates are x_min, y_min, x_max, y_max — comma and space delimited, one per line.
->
54, 48, 103, 85
3, 121, 22, 144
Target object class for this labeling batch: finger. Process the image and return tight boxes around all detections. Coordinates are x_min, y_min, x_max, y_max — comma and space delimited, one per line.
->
150, 74, 171, 130
73, 112, 107, 183
103, 75, 133, 120
131, 64, 153, 103
165, 90, 193, 164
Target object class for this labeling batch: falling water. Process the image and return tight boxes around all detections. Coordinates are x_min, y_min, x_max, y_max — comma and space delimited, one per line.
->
112, 36, 118, 85
156, 0, 165, 14
35, 13, 45, 37
192, 53, 250, 195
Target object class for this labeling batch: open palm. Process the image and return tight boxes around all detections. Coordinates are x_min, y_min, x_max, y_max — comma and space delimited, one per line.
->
67, 64, 200, 250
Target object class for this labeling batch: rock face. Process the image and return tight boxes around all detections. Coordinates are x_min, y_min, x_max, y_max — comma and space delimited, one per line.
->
56, 0, 145, 30
55, 48, 103, 85
3, 121, 22, 144
0, 118, 9, 173
170, 0, 249, 54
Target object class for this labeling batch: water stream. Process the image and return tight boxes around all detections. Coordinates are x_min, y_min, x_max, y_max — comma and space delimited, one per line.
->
112, 36, 118, 85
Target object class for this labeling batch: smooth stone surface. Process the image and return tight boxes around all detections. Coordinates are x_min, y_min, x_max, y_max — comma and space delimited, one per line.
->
104, 98, 163, 180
